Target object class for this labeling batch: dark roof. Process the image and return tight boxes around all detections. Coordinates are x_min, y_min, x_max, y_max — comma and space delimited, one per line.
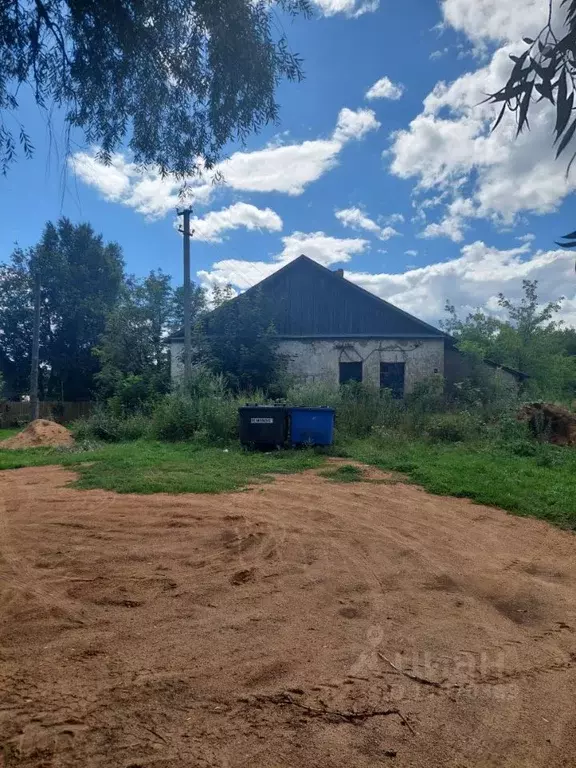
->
167, 255, 448, 341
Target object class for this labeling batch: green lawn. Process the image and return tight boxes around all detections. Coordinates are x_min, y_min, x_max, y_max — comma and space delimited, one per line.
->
343, 437, 576, 530
0, 428, 18, 441
0, 440, 324, 494
1, 433, 575, 530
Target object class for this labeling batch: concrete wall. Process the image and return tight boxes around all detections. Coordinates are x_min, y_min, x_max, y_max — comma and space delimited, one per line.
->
278, 338, 444, 393
444, 346, 521, 392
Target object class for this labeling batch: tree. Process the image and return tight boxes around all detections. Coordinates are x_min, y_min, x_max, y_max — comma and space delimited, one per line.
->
0, 0, 309, 176
443, 280, 576, 399
197, 288, 286, 393
0, 219, 124, 401
96, 271, 205, 411
0, 249, 38, 398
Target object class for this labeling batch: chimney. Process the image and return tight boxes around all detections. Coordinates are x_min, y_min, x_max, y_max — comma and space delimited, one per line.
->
333, 268, 344, 278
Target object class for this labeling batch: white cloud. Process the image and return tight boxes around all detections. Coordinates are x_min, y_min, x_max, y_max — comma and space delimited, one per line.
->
386, 213, 405, 225
335, 207, 401, 240
332, 107, 380, 143
390, 19, 576, 236
70, 107, 380, 217
198, 239, 576, 328
430, 48, 449, 60
70, 153, 213, 218
365, 76, 404, 101
346, 241, 576, 326
517, 233, 536, 243
189, 203, 282, 243
419, 197, 476, 242
405, 249, 418, 256
198, 230, 369, 289
311, 0, 379, 18
440, 0, 551, 47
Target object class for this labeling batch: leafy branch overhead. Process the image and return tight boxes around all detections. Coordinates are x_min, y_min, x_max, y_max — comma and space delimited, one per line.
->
487, 0, 576, 165
0, 0, 310, 176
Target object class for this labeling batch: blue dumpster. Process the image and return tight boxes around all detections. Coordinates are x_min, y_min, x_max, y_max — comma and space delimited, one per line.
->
288, 407, 335, 446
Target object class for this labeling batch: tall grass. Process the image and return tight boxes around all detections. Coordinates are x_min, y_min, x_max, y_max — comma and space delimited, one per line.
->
72, 371, 526, 447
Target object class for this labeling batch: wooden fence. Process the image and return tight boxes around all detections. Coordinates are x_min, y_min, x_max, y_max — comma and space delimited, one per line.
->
0, 401, 94, 427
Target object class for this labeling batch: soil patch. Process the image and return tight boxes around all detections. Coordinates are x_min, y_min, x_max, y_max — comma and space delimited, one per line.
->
0, 419, 74, 449
1, 464, 576, 766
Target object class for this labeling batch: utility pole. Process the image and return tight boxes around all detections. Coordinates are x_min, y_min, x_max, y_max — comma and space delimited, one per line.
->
30, 257, 41, 421
177, 208, 193, 383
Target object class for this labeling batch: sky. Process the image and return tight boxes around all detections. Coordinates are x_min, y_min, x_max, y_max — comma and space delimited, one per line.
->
2, 0, 576, 328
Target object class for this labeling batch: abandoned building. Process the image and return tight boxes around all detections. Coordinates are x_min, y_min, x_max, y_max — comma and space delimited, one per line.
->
168, 255, 526, 396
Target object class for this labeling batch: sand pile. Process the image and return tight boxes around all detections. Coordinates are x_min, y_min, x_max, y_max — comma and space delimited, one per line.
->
519, 402, 576, 446
1, 419, 74, 449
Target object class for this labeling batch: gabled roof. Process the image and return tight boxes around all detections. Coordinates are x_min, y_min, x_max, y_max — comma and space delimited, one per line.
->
167, 255, 448, 341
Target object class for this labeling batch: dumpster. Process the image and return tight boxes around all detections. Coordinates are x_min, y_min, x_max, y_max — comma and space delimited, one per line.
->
239, 405, 288, 447
288, 406, 335, 446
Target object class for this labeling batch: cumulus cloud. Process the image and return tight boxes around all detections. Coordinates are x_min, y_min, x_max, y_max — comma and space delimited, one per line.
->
365, 76, 404, 101
189, 203, 282, 243
311, 0, 379, 18
335, 207, 401, 240
70, 153, 213, 218
198, 239, 576, 329
198, 230, 369, 289
405, 249, 418, 256
390, 1, 576, 237
347, 241, 576, 326
70, 107, 380, 218
440, 0, 552, 47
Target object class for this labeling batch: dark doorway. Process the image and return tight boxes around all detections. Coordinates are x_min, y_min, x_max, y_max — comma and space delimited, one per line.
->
339, 361, 363, 384
380, 362, 405, 398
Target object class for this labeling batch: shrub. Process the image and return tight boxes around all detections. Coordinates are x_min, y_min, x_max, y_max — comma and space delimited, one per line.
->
72, 408, 150, 442
151, 393, 200, 442
152, 391, 240, 443
405, 374, 445, 413
425, 411, 479, 443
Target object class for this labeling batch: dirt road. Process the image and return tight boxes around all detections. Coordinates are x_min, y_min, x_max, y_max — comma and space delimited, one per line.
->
1, 463, 576, 767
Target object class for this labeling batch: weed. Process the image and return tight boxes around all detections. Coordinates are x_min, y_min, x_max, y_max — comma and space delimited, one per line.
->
319, 464, 365, 482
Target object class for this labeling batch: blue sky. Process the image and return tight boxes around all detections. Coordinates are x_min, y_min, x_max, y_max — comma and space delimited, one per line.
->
2, 0, 576, 326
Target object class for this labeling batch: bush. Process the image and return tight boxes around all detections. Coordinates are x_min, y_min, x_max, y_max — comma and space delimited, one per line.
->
72, 408, 150, 442
151, 392, 240, 443
425, 411, 479, 443
405, 374, 445, 413
151, 393, 200, 442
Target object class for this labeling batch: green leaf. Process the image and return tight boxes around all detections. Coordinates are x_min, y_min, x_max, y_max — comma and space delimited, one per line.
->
523, 37, 535, 44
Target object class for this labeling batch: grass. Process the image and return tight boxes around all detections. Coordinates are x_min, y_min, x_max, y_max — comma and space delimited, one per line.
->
2, 427, 576, 531
343, 437, 576, 530
319, 464, 365, 483
0, 440, 325, 494
0, 428, 18, 441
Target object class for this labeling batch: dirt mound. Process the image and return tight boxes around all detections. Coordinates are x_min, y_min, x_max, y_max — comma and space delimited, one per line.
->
519, 402, 576, 445
1, 419, 74, 449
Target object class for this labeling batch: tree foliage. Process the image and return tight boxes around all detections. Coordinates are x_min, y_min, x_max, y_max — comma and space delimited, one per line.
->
0, 218, 124, 400
442, 280, 576, 400
96, 271, 206, 411
0, 0, 309, 175
197, 287, 286, 394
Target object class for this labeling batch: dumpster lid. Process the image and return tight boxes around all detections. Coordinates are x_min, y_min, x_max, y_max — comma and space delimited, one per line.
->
288, 406, 335, 412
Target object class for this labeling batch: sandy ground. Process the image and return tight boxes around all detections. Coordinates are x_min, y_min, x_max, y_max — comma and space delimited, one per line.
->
1, 463, 576, 767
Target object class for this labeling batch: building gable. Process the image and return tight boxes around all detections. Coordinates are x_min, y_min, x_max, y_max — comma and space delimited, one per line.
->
168, 255, 447, 341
